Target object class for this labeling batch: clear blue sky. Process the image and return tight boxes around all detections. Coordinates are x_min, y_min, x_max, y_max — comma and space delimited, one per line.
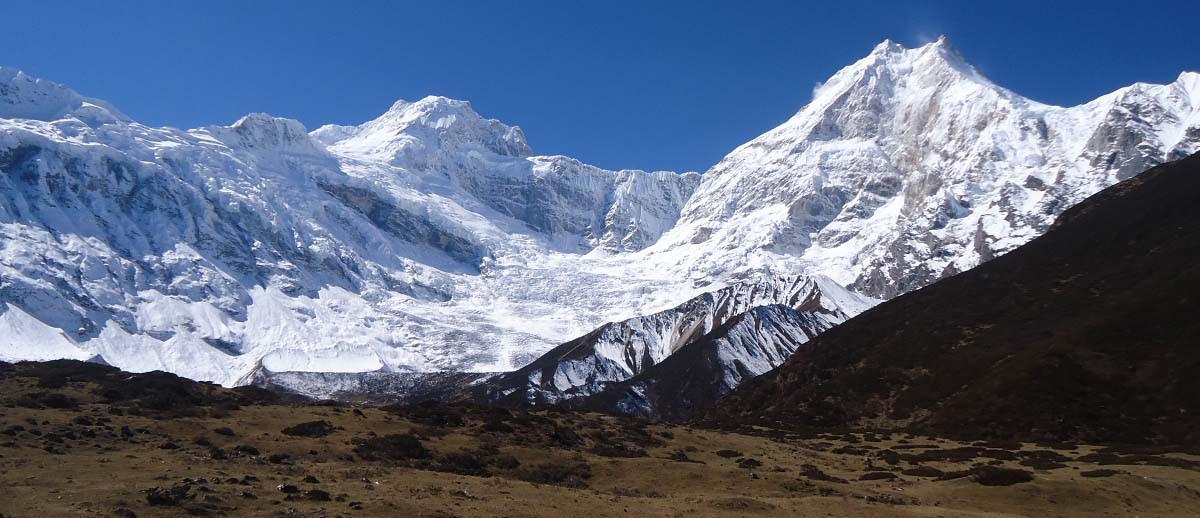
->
3, 0, 1196, 172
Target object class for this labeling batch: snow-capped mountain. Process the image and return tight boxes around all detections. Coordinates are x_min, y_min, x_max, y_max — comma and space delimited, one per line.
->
0, 67, 705, 384
1, 36, 1196, 389
474, 275, 875, 406
644, 36, 1200, 298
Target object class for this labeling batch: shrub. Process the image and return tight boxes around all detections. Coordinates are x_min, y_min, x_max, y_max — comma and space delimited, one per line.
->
970, 466, 1034, 486
900, 466, 944, 478
737, 458, 763, 469
353, 434, 429, 462
434, 451, 492, 477
514, 461, 592, 488
15, 392, 79, 409
281, 420, 336, 438
145, 483, 193, 506
233, 445, 260, 456
1080, 469, 1122, 478
304, 489, 332, 501
492, 454, 521, 469
384, 401, 465, 427
858, 472, 898, 481
589, 442, 647, 458
799, 464, 848, 483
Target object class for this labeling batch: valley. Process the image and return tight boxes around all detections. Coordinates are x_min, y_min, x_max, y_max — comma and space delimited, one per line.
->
3, 360, 1199, 517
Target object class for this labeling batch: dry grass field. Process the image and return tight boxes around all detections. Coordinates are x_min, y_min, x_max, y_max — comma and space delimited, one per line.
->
2, 361, 1199, 517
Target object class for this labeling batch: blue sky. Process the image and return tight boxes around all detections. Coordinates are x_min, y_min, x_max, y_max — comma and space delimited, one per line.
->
3, 1, 1196, 172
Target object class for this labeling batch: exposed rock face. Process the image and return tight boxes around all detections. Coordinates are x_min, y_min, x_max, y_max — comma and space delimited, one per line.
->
578, 304, 833, 420
473, 275, 876, 408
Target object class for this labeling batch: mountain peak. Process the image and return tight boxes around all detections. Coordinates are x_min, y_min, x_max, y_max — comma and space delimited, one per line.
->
222, 113, 321, 153
868, 35, 954, 55
873, 35, 975, 75
1176, 70, 1200, 102
793, 35, 996, 130
869, 38, 904, 56
383, 95, 477, 118
0, 66, 128, 125
322, 94, 532, 161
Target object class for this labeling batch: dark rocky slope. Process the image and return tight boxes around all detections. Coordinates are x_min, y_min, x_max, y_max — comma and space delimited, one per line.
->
576, 305, 830, 421
715, 153, 1200, 444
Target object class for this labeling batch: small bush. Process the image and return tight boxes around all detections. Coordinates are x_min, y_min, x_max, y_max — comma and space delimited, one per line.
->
15, 392, 79, 409
493, 455, 521, 469
900, 466, 944, 478
514, 461, 592, 488
385, 401, 465, 427
233, 445, 259, 456
589, 442, 647, 458
353, 434, 429, 462
145, 483, 193, 506
667, 450, 703, 463
737, 458, 763, 469
1018, 458, 1068, 470
281, 420, 336, 438
799, 464, 848, 483
1080, 469, 1122, 478
858, 472, 898, 481
304, 489, 332, 501
970, 466, 1034, 486
715, 449, 743, 458
434, 451, 492, 477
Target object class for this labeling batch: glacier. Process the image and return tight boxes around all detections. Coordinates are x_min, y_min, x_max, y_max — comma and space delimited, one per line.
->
1, 37, 1197, 388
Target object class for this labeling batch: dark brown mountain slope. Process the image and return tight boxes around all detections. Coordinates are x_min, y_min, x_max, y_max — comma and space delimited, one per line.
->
714, 152, 1200, 444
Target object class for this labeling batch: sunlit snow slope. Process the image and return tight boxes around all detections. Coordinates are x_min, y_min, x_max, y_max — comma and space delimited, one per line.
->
1, 37, 1196, 386
647, 37, 1200, 298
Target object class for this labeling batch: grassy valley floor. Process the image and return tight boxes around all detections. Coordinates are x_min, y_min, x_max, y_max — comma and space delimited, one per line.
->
2, 361, 1199, 517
